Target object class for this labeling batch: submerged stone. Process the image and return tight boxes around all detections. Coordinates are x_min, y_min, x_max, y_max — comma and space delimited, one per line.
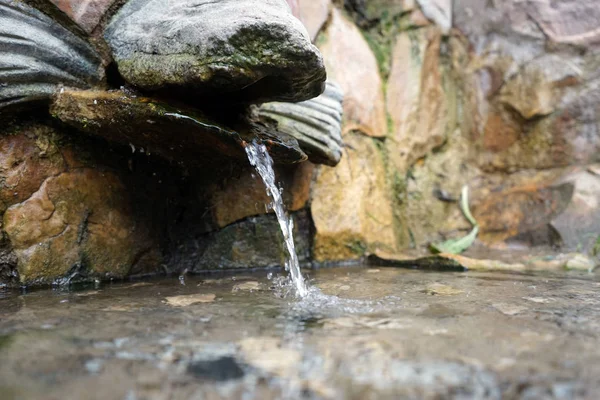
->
259, 81, 344, 166
104, 0, 326, 103
50, 89, 307, 165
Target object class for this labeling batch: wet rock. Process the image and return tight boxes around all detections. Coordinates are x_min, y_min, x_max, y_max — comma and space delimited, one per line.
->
187, 356, 245, 381
206, 162, 313, 229
49, 0, 118, 33
3, 168, 157, 285
0, 125, 66, 214
50, 89, 307, 166
238, 337, 303, 380
0, 0, 104, 109
296, 0, 331, 41
231, 281, 262, 292
322, 316, 409, 330
259, 81, 344, 166
165, 293, 216, 307
563, 254, 596, 271
179, 210, 312, 271
369, 252, 526, 272
104, 0, 326, 103
492, 303, 528, 316
318, 8, 387, 137
311, 132, 397, 262
425, 283, 464, 296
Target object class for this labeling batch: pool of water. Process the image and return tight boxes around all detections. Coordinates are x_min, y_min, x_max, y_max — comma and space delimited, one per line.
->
1, 266, 599, 399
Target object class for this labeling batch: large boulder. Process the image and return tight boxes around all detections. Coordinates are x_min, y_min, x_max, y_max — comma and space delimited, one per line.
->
104, 0, 326, 103
311, 133, 397, 262
0, 122, 161, 285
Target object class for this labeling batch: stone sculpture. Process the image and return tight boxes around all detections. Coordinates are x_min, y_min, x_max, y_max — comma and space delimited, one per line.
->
0, 0, 343, 286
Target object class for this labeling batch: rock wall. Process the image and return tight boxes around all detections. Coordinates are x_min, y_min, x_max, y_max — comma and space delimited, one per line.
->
295, 0, 600, 259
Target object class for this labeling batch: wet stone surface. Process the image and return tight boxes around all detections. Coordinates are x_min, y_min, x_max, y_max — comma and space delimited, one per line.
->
1, 267, 600, 399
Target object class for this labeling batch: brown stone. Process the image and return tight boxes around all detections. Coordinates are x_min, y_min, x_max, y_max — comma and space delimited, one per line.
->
454, 1, 600, 172
49, 0, 118, 33
311, 133, 396, 262
3, 169, 155, 284
396, 130, 477, 247
498, 63, 556, 120
386, 28, 449, 172
297, 0, 330, 41
473, 181, 574, 245
318, 9, 387, 138
0, 125, 66, 213
51, 89, 307, 166
208, 162, 314, 229
481, 111, 520, 153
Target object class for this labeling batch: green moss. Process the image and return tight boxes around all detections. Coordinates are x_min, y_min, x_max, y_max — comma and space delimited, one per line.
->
360, 12, 420, 81
346, 239, 368, 256
592, 235, 600, 257
315, 30, 328, 48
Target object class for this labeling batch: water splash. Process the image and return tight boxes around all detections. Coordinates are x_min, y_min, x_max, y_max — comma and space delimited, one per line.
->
245, 140, 308, 297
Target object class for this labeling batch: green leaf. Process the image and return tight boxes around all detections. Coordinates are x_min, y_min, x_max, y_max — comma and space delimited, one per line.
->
430, 226, 479, 254
430, 185, 479, 255
460, 186, 477, 226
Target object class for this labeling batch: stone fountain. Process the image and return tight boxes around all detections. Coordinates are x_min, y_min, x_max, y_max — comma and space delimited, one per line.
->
0, 0, 343, 286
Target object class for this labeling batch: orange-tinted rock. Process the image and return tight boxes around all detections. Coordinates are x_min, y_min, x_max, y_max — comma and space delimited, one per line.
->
318, 9, 387, 137
298, 0, 330, 41
3, 169, 155, 284
0, 125, 66, 213
208, 162, 315, 229
49, 0, 118, 33
311, 133, 396, 262
386, 28, 449, 172
473, 181, 573, 245
454, 1, 600, 172
481, 111, 520, 153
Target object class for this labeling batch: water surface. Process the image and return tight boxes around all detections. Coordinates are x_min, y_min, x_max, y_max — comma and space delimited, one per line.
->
1, 267, 599, 399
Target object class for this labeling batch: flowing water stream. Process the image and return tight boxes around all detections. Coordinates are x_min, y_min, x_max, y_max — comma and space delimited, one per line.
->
245, 140, 308, 297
